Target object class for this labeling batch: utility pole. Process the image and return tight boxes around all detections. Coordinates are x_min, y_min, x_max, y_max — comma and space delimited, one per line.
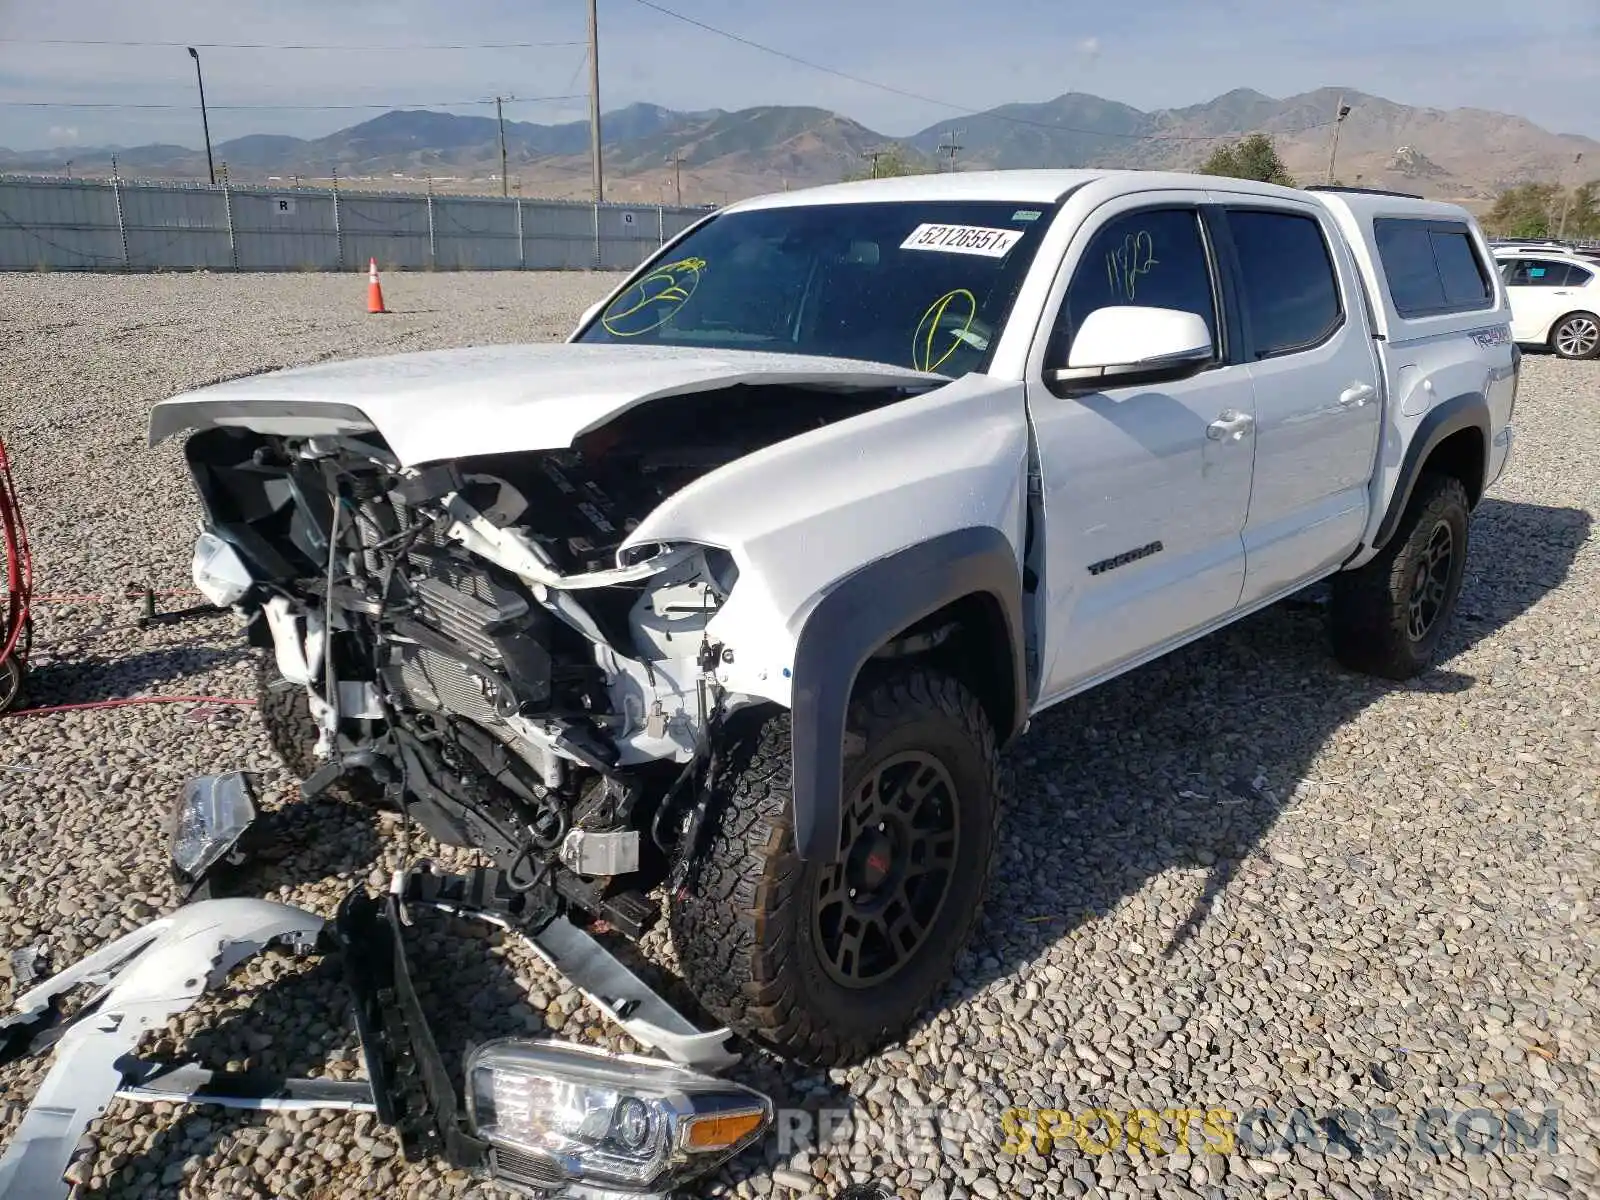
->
1325, 95, 1352, 185
862, 148, 886, 179
1557, 152, 1584, 241
937, 129, 962, 173
496, 96, 509, 197
667, 150, 683, 205
187, 46, 216, 185
587, 0, 604, 203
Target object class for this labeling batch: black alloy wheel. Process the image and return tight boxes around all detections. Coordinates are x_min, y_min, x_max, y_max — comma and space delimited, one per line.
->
1405, 521, 1455, 642
813, 750, 960, 989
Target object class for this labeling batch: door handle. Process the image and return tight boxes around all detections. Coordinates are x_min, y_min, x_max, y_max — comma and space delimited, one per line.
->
1339, 383, 1377, 408
1206, 410, 1255, 441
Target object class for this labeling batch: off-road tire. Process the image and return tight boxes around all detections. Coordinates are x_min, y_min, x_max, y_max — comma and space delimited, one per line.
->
669, 668, 1004, 1067
255, 651, 321, 779
1331, 472, 1470, 680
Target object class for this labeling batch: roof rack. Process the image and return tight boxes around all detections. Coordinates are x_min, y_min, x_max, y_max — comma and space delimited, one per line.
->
1303, 184, 1425, 199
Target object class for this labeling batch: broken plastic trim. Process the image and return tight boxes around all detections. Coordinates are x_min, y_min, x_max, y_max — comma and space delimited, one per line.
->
441, 493, 699, 592
0, 879, 753, 1199
162, 787, 741, 1079
334, 876, 749, 1196
0, 899, 324, 1198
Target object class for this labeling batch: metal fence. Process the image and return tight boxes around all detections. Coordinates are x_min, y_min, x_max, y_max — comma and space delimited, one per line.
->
0, 176, 711, 273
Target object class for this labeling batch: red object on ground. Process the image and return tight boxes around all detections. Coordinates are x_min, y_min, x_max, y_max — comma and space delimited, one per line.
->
0, 435, 32, 712
2, 695, 256, 720
367, 258, 388, 314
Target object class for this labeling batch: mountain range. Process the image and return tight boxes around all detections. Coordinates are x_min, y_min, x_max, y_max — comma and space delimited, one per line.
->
5, 87, 1595, 208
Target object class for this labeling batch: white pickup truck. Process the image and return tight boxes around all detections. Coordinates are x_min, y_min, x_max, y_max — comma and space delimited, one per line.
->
149, 169, 1517, 1075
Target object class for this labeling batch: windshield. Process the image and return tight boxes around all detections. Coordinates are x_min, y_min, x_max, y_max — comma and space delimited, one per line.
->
575, 200, 1059, 375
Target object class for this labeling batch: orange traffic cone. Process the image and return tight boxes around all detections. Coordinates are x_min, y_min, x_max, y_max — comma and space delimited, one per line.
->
367, 258, 388, 314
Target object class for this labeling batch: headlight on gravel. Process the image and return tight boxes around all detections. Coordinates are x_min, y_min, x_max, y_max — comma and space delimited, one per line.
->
169, 772, 259, 885
464, 1039, 771, 1195
191, 530, 254, 607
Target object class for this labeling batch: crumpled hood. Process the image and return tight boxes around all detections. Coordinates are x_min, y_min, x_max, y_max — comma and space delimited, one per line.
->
149, 342, 941, 467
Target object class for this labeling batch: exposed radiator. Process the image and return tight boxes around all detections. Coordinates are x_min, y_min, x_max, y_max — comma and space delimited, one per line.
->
388, 643, 502, 728
356, 496, 548, 727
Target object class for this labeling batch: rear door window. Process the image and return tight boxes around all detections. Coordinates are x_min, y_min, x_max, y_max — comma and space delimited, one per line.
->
1431, 230, 1493, 307
1225, 209, 1343, 357
1373, 218, 1495, 318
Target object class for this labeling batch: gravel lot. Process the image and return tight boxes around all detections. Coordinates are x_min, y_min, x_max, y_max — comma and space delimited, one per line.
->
0, 271, 1596, 1200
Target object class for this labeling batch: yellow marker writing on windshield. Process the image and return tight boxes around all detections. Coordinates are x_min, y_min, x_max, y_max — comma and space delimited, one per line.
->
912, 288, 978, 373
601, 256, 707, 337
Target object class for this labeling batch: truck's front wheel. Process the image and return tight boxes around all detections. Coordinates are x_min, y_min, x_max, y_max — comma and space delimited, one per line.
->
669, 668, 1002, 1067
256, 650, 320, 779
254, 653, 380, 804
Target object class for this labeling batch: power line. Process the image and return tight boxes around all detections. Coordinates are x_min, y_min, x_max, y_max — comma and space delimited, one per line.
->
559, 46, 590, 99
625, 0, 1305, 144
0, 37, 583, 50
0, 94, 584, 111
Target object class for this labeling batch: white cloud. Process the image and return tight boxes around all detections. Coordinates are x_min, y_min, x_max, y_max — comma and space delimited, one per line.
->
45, 125, 80, 144
1077, 36, 1102, 59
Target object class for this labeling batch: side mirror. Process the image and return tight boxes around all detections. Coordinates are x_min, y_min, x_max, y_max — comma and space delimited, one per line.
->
1050, 306, 1214, 390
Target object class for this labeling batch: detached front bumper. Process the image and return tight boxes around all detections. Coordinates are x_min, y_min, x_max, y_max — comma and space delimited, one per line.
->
0, 781, 768, 1200
0, 898, 326, 1197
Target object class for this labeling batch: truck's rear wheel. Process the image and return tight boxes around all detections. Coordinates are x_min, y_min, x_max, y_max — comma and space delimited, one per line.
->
669, 668, 1002, 1066
1331, 472, 1470, 680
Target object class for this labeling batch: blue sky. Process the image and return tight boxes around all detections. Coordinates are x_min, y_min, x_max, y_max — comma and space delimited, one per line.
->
2, 0, 1598, 150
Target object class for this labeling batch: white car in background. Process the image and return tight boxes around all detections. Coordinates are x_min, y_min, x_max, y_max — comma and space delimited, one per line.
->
1493, 249, 1600, 359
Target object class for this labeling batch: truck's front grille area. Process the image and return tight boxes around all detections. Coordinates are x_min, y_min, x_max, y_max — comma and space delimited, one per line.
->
386, 644, 502, 727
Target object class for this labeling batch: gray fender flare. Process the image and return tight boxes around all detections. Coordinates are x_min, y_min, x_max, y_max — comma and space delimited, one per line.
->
1372, 391, 1490, 551
787, 527, 1026, 862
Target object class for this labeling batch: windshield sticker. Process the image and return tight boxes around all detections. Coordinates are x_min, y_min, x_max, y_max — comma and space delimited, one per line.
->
1012, 210, 1043, 222
600, 256, 706, 336
1105, 230, 1159, 301
913, 288, 982, 373
901, 223, 1025, 259
1528, 267, 1546, 278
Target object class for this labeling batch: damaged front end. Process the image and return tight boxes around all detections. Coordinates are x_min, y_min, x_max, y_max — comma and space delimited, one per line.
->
170, 375, 925, 938
0, 815, 769, 1199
